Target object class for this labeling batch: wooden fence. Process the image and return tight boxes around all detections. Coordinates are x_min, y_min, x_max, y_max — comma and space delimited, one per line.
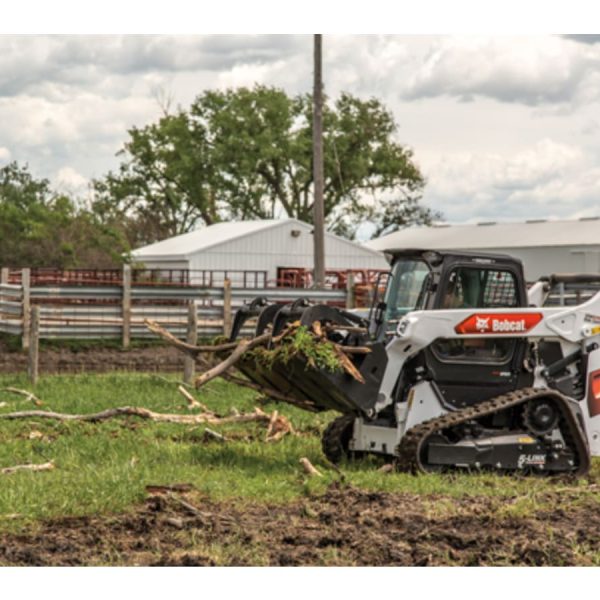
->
0, 267, 350, 349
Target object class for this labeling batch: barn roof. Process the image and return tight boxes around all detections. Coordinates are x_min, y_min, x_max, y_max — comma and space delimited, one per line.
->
365, 218, 600, 252
132, 218, 383, 260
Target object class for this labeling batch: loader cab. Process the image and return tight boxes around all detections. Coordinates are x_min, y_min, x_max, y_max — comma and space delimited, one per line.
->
376, 249, 532, 408
375, 249, 528, 331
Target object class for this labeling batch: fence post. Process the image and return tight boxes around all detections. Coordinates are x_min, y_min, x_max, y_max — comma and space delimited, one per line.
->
183, 301, 198, 384
122, 264, 132, 349
0, 268, 7, 310
345, 271, 355, 309
21, 268, 31, 350
223, 278, 232, 337
28, 306, 40, 385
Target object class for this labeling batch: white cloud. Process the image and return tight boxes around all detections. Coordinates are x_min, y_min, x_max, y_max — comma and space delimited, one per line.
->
404, 36, 600, 105
421, 139, 600, 222
1, 34, 600, 227
54, 166, 89, 196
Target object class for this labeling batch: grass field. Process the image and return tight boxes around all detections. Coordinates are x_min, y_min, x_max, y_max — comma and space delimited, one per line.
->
0, 371, 598, 521
0, 371, 599, 565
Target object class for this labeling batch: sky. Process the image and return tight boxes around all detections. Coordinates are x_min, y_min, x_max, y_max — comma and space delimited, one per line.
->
1, 33, 600, 227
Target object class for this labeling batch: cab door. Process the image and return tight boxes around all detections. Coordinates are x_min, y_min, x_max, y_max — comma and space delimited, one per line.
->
424, 265, 532, 409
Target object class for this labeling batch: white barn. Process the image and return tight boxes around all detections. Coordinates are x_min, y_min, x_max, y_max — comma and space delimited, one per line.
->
365, 218, 600, 281
132, 218, 387, 285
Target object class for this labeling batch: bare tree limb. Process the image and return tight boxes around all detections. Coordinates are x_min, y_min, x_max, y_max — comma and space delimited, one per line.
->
1, 461, 55, 475
144, 319, 243, 355
336, 345, 372, 355
1, 387, 44, 406
0, 406, 271, 426
299, 457, 322, 477
331, 345, 365, 383
177, 385, 210, 412
194, 333, 271, 389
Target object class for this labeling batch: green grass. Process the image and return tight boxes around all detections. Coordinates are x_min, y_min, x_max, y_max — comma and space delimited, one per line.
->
0, 371, 599, 527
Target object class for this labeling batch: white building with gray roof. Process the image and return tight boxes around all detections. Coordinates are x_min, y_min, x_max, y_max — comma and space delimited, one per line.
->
132, 218, 387, 286
365, 218, 600, 281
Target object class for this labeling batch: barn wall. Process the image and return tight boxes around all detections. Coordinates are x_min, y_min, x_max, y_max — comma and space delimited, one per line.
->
187, 221, 387, 283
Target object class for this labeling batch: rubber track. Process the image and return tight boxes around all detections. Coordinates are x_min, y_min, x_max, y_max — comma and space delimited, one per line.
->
395, 387, 591, 476
322, 414, 356, 464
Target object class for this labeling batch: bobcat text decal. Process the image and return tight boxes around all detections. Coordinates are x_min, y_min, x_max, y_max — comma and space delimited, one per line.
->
454, 313, 543, 335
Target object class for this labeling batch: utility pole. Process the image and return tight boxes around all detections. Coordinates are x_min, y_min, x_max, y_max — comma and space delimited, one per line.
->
313, 33, 325, 289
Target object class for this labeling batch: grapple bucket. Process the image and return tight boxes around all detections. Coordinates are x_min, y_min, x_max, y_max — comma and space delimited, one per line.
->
229, 298, 387, 415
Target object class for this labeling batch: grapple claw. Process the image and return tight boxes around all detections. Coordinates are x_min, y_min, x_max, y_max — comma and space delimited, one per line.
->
229, 296, 269, 341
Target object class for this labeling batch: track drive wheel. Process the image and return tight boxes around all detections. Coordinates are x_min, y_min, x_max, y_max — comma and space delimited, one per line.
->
322, 414, 356, 464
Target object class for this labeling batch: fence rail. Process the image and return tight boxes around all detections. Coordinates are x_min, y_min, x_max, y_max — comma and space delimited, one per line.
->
0, 267, 349, 346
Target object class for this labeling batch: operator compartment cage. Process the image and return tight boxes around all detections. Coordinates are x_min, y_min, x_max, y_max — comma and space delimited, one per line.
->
542, 274, 600, 307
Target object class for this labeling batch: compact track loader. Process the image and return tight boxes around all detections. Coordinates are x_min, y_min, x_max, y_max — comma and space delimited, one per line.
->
230, 249, 600, 476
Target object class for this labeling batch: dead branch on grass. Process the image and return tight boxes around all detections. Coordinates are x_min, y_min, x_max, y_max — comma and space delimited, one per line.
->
1, 387, 44, 406
1, 461, 55, 475
177, 385, 210, 412
0, 406, 271, 426
299, 457, 322, 478
265, 410, 295, 442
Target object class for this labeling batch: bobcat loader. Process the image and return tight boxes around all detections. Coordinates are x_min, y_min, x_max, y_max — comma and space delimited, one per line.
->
230, 249, 600, 476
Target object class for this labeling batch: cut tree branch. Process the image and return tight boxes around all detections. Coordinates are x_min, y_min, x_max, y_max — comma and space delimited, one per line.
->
178, 385, 210, 412
194, 333, 271, 389
1, 387, 44, 406
144, 319, 241, 355
1, 461, 55, 475
0, 406, 272, 426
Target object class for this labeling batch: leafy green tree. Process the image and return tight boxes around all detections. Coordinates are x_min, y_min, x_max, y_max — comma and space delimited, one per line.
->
92, 111, 219, 247
0, 162, 128, 268
94, 85, 436, 242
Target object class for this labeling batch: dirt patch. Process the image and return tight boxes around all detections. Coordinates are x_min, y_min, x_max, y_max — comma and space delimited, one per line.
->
1, 485, 599, 566
0, 342, 184, 374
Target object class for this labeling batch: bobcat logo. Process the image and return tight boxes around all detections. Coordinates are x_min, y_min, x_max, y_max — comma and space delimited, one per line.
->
475, 316, 490, 332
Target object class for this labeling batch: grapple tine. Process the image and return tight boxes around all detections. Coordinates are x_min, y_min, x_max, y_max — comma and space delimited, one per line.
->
271, 298, 311, 337
255, 303, 284, 336
228, 296, 269, 341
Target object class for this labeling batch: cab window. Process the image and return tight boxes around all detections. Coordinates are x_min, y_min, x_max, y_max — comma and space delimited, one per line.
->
434, 267, 520, 364
441, 268, 519, 309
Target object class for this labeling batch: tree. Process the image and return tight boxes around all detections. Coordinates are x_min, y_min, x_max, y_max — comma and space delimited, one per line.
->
92, 111, 219, 247
94, 86, 436, 242
0, 162, 128, 268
